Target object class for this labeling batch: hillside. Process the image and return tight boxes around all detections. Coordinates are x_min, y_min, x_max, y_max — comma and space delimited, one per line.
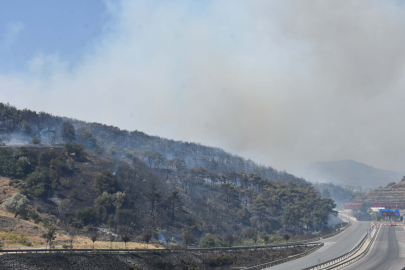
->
362, 181, 405, 205
293, 160, 403, 189
0, 103, 340, 246
0, 102, 307, 186
0, 145, 336, 246
312, 182, 365, 210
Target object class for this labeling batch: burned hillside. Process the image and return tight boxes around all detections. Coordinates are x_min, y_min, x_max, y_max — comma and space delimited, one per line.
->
0, 145, 336, 244
0, 103, 337, 245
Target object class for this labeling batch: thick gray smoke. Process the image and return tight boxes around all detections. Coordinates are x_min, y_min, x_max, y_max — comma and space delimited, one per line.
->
1, 1, 405, 172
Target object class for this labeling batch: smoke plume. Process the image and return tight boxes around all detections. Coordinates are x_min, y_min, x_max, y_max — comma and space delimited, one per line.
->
1, 1, 405, 171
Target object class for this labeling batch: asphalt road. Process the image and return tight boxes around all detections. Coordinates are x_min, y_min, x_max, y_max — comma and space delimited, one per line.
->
345, 224, 405, 270
267, 220, 370, 270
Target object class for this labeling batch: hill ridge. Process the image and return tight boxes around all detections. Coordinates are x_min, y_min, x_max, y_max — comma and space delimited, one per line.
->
293, 159, 403, 188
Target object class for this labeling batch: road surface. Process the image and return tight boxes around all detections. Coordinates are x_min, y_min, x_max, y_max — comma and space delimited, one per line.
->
267, 220, 370, 270
345, 224, 405, 270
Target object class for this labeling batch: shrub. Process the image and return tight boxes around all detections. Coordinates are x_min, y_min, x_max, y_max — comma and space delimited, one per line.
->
199, 234, 228, 248
241, 228, 257, 239
15, 157, 31, 176
30, 212, 42, 224
18, 237, 31, 246
63, 141, 84, 156
77, 207, 97, 225
26, 168, 49, 188
32, 183, 48, 197
12, 147, 28, 159
50, 157, 72, 176
3, 193, 29, 217
94, 170, 116, 194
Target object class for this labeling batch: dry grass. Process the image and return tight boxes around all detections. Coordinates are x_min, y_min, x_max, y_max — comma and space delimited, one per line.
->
0, 230, 45, 249
0, 173, 163, 251
0, 207, 49, 249
70, 236, 162, 250
0, 207, 162, 250
0, 177, 21, 202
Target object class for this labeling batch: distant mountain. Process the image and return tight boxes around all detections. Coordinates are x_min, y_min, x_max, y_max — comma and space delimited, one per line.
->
292, 160, 404, 189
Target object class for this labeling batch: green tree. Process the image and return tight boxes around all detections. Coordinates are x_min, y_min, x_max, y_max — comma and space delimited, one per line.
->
386, 182, 396, 188
143, 231, 152, 249
3, 192, 29, 218
77, 127, 98, 149
61, 121, 76, 142
121, 234, 131, 249
44, 223, 57, 250
63, 141, 84, 156
94, 170, 116, 194
30, 212, 42, 224
182, 230, 194, 250
281, 204, 301, 230
77, 207, 97, 225
90, 233, 98, 249
12, 147, 28, 159
199, 233, 227, 248
165, 190, 184, 222
15, 157, 30, 177
252, 195, 268, 221
283, 234, 290, 244
26, 167, 50, 195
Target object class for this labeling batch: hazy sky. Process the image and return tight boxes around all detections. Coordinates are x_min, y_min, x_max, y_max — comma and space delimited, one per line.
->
1, 0, 405, 172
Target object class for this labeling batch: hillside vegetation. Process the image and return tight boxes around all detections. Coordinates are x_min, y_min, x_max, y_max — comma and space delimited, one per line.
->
0, 103, 337, 246
313, 182, 366, 209
0, 103, 305, 185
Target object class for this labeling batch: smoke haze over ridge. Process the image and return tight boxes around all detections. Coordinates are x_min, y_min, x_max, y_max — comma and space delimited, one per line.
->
1, 0, 405, 172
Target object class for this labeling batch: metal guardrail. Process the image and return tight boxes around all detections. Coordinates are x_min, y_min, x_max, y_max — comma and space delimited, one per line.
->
242, 243, 324, 270
0, 223, 351, 261
305, 225, 379, 270
0, 243, 319, 255
0, 223, 350, 256
226, 222, 351, 270
302, 234, 368, 270
322, 225, 379, 270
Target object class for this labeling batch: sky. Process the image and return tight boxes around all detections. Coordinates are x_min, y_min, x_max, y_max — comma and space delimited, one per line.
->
1, 0, 405, 172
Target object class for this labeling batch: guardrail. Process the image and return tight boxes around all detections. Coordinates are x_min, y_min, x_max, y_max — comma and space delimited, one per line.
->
305, 225, 379, 270
242, 243, 324, 270
0, 243, 320, 255
302, 235, 368, 270
0, 223, 350, 257
230, 222, 351, 269
220, 222, 351, 269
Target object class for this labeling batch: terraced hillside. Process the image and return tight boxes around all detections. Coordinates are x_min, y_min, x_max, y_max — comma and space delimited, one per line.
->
363, 181, 405, 205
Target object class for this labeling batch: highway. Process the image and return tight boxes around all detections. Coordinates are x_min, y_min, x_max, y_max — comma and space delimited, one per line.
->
345, 224, 405, 270
267, 219, 370, 270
